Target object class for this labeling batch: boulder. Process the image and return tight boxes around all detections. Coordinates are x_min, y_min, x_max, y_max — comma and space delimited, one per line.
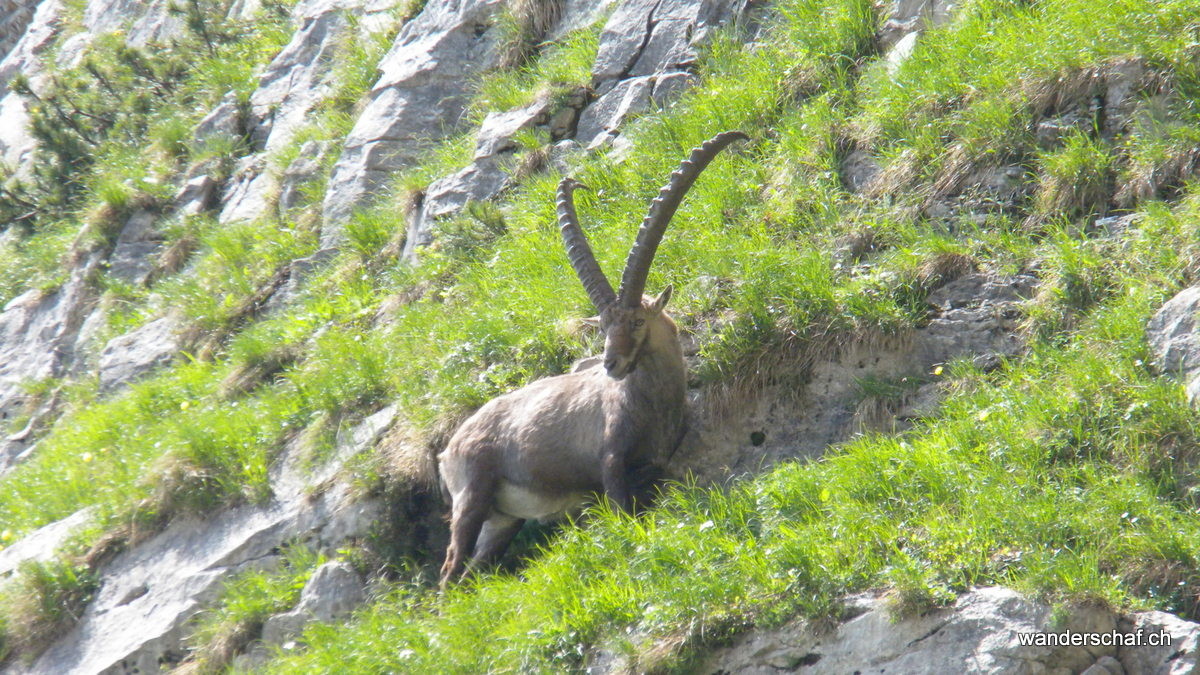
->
1146, 286, 1200, 403
105, 210, 164, 286
278, 140, 333, 214
97, 316, 180, 394
261, 561, 366, 645
320, 0, 508, 244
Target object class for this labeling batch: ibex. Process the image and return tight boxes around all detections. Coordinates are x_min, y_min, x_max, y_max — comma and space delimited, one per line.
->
437, 131, 748, 585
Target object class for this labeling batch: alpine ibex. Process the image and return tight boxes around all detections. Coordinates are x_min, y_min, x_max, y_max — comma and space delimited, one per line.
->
437, 131, 749, 585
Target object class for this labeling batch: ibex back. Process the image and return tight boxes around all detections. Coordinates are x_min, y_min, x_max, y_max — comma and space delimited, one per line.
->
437, 131, 748, 586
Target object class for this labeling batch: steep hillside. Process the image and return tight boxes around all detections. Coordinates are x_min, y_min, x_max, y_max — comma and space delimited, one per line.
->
2, 0, 1200, 672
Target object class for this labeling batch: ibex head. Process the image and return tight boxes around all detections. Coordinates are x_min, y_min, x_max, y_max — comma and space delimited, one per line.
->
557, 131, 749, 380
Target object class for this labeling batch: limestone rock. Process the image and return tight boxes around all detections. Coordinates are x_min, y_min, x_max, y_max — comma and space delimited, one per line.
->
174, 172, 220, 217
193, 92, 245, 152
879, 0, 960, 51
97, 316, 180, 394
0, 508, 93, 579
401, 94, 565, 261
22, 409, 398, 674
576, 76, 655, 149
249, 4, 351, 153
578, 0, 748, 148
401, 155, 511, 260
105, 210, 164, 286
1147, 286, 1200, 404
0, 0, 63, 178
0, 0, 41, 64
474, 98, 552, 159
1118, 610, 1200, 674
700, 587, 1123, 674
278, 140, 332, 213
320, 0, 508, 244
591, 0, 744, 83
0, 251, 102, 472
262, 561, 366, 645
219, 153, 279, 224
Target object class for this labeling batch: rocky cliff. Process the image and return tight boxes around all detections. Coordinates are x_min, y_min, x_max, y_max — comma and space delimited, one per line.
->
1, 0, 1200, 672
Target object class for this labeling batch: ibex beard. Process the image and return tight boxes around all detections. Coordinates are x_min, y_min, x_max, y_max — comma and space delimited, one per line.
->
437, 131, 748, 587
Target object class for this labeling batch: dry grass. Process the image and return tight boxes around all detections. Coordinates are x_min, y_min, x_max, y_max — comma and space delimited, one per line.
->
917, 251, 978, 290
496, 0, 566, 71
219, 343, 303, 399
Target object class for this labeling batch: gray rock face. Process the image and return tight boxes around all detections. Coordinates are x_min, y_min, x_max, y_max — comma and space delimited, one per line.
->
55, 0, 183, 69
0, 0, 63, 178
249, 1, 352, 153
174, 172, 220, 217
219, 153, 279, 224
699, 587, 1199, 675
21, 407, 398, 675
192, 92, 245, 152
1146, 286, 1200, 403
320, 0, 508, 244
0, 508, 93, 579
676, 272, 1036, 482
105, 210, 164, 286
474, 97, 553, 158
97, 316, 180, 394
576, 0, 748, 148
261, 561, 366, 645
0, 0, 41, 64
879, 0, 960, 52
398, 91, 556, 257
278, 140, 333, 213
400, 155, 512, 259
0, 252, 102, 471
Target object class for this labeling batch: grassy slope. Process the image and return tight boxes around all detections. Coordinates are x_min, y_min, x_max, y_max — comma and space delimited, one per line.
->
0, 0, 1198, 670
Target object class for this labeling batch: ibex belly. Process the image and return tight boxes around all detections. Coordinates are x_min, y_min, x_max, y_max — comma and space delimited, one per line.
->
496, 481, 588, 521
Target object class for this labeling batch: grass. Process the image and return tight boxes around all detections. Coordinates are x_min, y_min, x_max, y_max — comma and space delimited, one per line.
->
4, 0, 1200, 670
256, 178, 1200, 673
179, 544, 323, 672
0, 559, 98, 663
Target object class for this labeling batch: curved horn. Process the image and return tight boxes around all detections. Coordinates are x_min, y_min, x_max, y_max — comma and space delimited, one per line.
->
557, 177, 616, 310
618, 130, 749, 306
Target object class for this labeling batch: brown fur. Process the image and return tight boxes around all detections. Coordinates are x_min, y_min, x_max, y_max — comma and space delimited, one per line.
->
437, 290, 687, 585
436, 131, 747, 586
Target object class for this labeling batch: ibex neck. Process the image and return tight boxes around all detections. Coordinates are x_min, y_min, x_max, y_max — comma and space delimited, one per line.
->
623, 338, 686, 401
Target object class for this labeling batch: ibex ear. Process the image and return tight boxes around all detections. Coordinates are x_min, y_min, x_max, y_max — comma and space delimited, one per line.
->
651, 284, 673, 312
580, 315, 603, 329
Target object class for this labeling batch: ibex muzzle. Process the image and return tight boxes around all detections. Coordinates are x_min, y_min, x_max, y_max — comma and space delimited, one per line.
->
437, 131, 749, 586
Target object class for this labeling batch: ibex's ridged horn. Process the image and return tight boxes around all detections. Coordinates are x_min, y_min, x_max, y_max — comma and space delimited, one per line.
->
557, 177, 617, 310
618, 130, 749, 306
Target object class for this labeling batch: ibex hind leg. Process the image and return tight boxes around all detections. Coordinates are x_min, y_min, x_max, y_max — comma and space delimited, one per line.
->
466, 513, 525, 574
439, 462, 496, 587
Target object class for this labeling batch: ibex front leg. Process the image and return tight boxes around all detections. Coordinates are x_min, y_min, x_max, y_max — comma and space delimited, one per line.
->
600, 432, 634, 512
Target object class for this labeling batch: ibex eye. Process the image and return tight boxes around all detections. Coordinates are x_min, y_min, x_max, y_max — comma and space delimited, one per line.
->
634, 319, 645, 327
